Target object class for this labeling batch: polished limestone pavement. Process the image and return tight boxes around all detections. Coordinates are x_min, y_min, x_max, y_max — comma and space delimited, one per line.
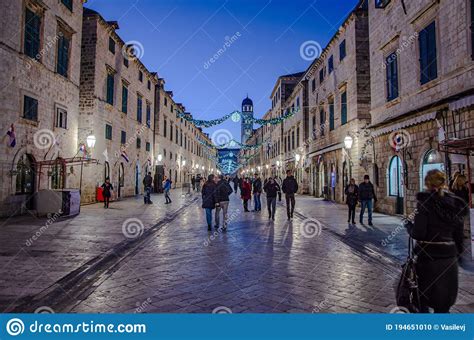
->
0, 190, 473, 313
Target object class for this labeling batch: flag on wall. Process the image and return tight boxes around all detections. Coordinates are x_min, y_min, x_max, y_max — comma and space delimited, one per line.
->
6, 124, 16, 147
121, 150, 130, 163
79, 144, 88, 157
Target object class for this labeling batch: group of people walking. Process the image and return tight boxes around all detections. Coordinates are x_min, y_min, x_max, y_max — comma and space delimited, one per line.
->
344, 174, 377, 226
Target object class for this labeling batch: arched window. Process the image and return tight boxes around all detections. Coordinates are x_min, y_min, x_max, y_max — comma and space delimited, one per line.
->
15, 154, 35, 194
104, 161, 110, 181
420, 149, 444, 190
388, 156, 404, 197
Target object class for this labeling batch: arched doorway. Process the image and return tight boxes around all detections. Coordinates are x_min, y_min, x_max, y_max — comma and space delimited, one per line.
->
420, 149, 444, 190
388, 155, 404, 214
15, 154, 36, 210
318, 163, 326, 198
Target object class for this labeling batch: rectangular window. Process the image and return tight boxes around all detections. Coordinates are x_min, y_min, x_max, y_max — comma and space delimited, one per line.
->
136, 137, 141, 149
180, 130, 183, 147
24, 8, 41, 59
108, 37, 115, 54
375, 0, 391, 8
121, 130, 126, 144
164, 118, 167, 137
320, 109, 325, 136
146, 102, 151, 128
319, 68, 324, 83
311, 78, 316, 92
386, 52, 399, 101
296, 127, 300, 147
339, 40, 346, 61
61, 0, 73, 11
137, 95, 143, 123
56, 108, 67, 128
121, 84, 128, 113
175, 126, 179, 144
56, 32, 70, 77
170, 123, 173, 141
164, 98, 168, 106
138, 71, 143, 82
171, 104, 174, 113
328, 55, 334, 74
329, 98, 335, 131
291, 131, 295, 150
123, 57, 129, 67
419, 21, 438, 85
105, 124, 112, 140
341, 91, 347, 125
147, 80, 151, 90
23, 96, 38, 121
312, 115, 317, 138
106, 73, 114, 105
146, 142, 150, 152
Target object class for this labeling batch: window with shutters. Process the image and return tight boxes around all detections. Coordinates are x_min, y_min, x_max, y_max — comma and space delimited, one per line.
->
328, 55, 334, 74
296, 127, 300, 147
106, 72, 114, 105
319, 68, 324, 83
136, 137, 141, 149
320, 109, 325, 136
311, 78, 316, 92
175, 126, 179, 144
138, 71, 143, 82
339, 40, 346, 61
23, 96, 38, 121
147, 80, 151, 90
386, 52, 399, 101
121, 131, 126, 144
329, 97, 335, 131
341, 91, 347, 125
24, 8, 41, 59
419, 21, 438, 85
170, 122, 173, 141
164, 117, 167, 137
56, 107, 67, 129
121, 83, 128, 113
56, 29, 70, 77
146, 102, 151, 127
108, 37, 115, 54
137, 95, 143, 123
291, 131, 295, 150
146, 142, 150, 152
105, 124, 112, 140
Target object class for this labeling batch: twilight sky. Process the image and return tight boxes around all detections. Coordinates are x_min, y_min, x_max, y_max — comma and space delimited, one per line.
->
86, 0, 359, 142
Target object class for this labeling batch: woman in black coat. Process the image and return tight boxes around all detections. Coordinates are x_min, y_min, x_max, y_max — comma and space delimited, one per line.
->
344, 178, 358, 224
408, 169, 467, 313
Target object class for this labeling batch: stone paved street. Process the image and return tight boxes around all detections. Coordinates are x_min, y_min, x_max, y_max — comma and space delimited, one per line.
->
0, 191, 473, 314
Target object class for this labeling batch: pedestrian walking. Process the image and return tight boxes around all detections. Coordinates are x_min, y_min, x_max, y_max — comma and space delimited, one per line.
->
202, 174, 217, 231
358, 174, 377, 226
345, 178, 359, 224
191, 175, 196, 191
162, 176, 172, 204
101, 177, 113, 208
241, 178, 252, 212
407, 169, 467, 313
143, 172, 153, 204
214, 175, 233, 231
282, 170, 298, 219
233, 176, 239, 193
252, 173, 262, 212
195, 174, 202, 193
450, 174, 469, 203
264, 177, 280, 221
275, 176, 283, 201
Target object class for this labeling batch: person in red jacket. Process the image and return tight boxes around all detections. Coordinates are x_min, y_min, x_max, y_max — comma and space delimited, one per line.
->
241, 178, 252, 212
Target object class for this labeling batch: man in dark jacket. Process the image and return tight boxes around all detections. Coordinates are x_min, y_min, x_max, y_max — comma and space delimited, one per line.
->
358, 174, 377, 226
143, 172, 153, 204
282, 170, 298, 219
202, 174, 217, 231
233, 176, 239, 193
252, 173, 262, 212
264, 177, 280, 221
214, 175, 233, 230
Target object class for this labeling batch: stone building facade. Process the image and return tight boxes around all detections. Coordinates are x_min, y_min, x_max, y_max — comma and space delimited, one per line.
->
300, 1, 370, 202
0, 0, 85, 216
153, 81, 217, 188
79, 8, 158, 203
367, 0, 474, 215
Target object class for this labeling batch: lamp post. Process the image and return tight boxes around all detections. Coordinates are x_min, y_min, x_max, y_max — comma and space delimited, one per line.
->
86, 135, 96, 148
